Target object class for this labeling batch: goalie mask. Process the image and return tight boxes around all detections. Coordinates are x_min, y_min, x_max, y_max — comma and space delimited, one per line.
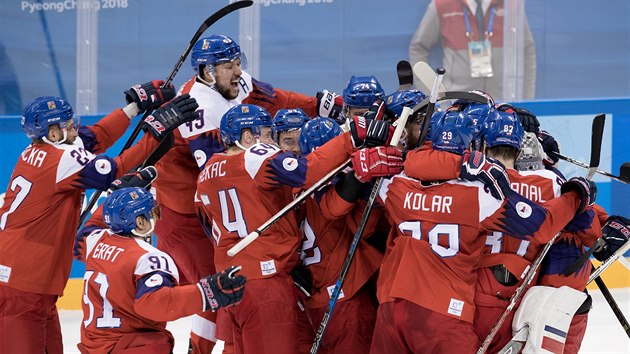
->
103, 187, 156, 243
516, 132, 546, 171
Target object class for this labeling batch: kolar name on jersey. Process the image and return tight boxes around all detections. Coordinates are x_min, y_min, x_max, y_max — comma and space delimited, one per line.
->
198, 160, 226, 182
21, 146, 48, 168
91, 242, 125, 263
403, 192, 453, 214
510, 182, 546, 203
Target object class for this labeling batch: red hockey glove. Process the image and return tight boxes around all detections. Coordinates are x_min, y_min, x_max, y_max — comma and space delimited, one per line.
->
351, 146, 403, 183
197, 266, 247, 312
125, 80, 176, 112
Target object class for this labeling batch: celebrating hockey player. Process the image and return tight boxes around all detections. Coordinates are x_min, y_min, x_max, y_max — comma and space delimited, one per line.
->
150, 34, 342, 351
272, 108, 310, 154
0, 85, 198, 353
74, 169, 245, 354
195, 103, 392, 353
338, 75, 386, 129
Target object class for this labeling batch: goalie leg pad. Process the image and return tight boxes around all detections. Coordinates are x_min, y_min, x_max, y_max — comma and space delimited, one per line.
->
512, 286, 587, 354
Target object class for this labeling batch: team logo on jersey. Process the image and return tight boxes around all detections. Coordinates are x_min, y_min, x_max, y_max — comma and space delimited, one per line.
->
282, 157, 298, 171
47, 101, 56, 110
516, 201, 533, 218
194, 150, 207, 167
144, 273, 163, 288
95, 158, 112, 175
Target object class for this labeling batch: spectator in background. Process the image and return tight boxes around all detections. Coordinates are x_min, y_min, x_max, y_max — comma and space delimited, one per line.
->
409, 0, 536, 100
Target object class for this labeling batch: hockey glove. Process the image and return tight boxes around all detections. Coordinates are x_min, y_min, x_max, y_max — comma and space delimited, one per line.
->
124, 80, 176, 112
538, 130, 560, 167
497, 103, 540, 134
316, 90, 344, 123
198, 266, 247, 312
460, 150, 512, 201
349, 116, 394, 148
352, 146, 403, 183
108, 166, 158, 192
560, 177, 597, 215
363, 99, 395, 123
143, 94, 199, 141
593, 215, 630, 261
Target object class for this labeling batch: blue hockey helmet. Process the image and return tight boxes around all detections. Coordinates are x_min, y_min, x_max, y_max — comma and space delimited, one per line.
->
462, 102, 499, 149
425, 110, 446, 142
342, 75, 385, 108
103, 187, 155, 235
298, 117, 341, 155
483, 110, 525, 150
21, 96, 76, 140
385, 89, 427, 118
431, 111, 476, 155
272, 108, 309, 142
191, 34, 244, 75
220, 104, 270, 145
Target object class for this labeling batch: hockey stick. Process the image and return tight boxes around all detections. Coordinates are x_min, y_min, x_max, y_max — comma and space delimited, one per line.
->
413, 61, 447, 95
227, 62, 441, 257
587, 240, 630, 338
78, 0, 253, 226
227, 158, 351, 257
549, 155, 630, 185
478, 114, 605, 354
396, 60, 413, 90
310, 67, 445, 354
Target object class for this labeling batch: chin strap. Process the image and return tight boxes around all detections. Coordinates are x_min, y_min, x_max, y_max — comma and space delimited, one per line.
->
42, 129, 68, 146
198, 68, 217, 87
131, 218, 156, 243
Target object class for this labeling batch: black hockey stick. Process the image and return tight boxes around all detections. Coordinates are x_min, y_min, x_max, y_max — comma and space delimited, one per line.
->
478, 114, 605, 354
550, 152, 630, 184
309, 67, 445, 354
396, 60, 413, 90
78, 0, 253, 226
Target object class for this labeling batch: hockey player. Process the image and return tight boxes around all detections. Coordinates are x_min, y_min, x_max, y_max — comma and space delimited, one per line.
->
384, 89, 427, 150
0, 86, 198, 353
362, 111, 596, 353
295, 117, 385, 353
271, 108, 310, 154
338, 75, 386, 129
74, 171, 245, 354
151, 34, 341, 351
195, 103, 392, 353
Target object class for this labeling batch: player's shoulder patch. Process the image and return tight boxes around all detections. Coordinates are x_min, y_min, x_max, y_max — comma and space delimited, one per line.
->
244, 143, 280, 179
134, 245, 180, 283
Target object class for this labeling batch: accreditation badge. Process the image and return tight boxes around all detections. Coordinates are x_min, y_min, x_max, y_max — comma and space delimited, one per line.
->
468, 40, 493, 78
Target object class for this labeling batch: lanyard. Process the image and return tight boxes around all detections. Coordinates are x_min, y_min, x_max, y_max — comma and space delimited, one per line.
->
463, 4, 496, 40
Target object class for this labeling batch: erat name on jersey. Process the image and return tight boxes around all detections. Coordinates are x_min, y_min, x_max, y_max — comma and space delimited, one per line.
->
198, 160, 226, 182
91, 242, 125, 263
510, 182, 546, 203
21, 146, 47, 168
403, 192, 453, 214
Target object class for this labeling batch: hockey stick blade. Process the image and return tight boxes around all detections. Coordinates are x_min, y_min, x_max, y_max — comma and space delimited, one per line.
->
587, 114, 605, 180
413, 61, 446, 95
396, 60, 413, 90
